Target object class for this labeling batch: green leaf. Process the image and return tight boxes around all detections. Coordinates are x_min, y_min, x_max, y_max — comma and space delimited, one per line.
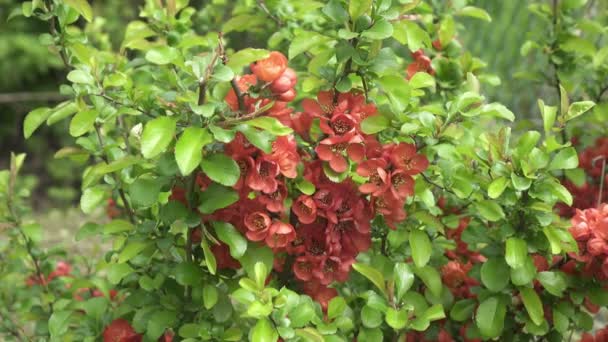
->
510, 257, 537, 286
476, 296, 506, 339
457, 6, 491, 21
520, 287, 544, 326
174, 262, 203, 286
488, 177, 508, 199
348, 0, 372, 19
244, 117, 293, 136
145, 46, 179, 65
103, 219, 134, 234
236, 125, 275, 153
76, 222, 101, 241
450, 299, 476, 322
505, 238, 527, 268
69, 109, 97, 137
203, 284, 219, 309
47, 102, 78, 125
322, 0, 348, 22
49, 310, 72, 338
213, 221, 247, 259
352, 263, 386, 296
128, 177, 161, 208
475, 200, 505, 222
141, 116, 176, 159
23, 107, 51, 138
239, 244, 274, 280
107, 263, 134, 284
328, 297, 347, 319
361, 114, 390, 135
414, 266, 442, 298
409, 72, 435, 89
538, 100, 557, 135
198, 183, 239, 214
200, 153, 240, 187
289, 30, 331, 59
226, 48, 269, 73
251, 318, 278, 342
385, 307, 408, 330
394, 263, 414, 301
289, 301, 316, 328
548, 147, 578, 170
479, 103, 515, 121
361, 305, 383, 328
118, 241, 149, 263
379, 75, 410, 112
201, 237, 217, 275
361, 19, 393, 40
22, 223, 42, 243
438, 15, 455, 47
480, 258, 510, 292
410, 229, 432, 268
537, 271, 567, 297
212, 64, 235, 82
80, 186, 106, 214
175, 127, 212, 175
393, 21, 431, 51
67, 70, 94, 84
64, 0, 93, 21
296, 179, 315, 195
295, 328, 324, 342
511, 173, 532, 191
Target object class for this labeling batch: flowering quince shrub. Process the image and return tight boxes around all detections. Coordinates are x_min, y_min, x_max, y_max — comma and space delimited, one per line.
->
2, 0, 608, 341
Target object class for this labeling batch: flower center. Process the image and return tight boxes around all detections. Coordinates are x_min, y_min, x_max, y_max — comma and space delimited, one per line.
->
331, 118, 352, 135
330, 143, 348, 153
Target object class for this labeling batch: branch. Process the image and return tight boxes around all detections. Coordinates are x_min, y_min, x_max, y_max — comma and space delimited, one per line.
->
256, 0, 284, 26
597, 84, 608, 102
357, 71, 369, 102
218, 33, 246, 112
420, 172, 456, 196
94, 124, 136, 224
0, 92, 69, 104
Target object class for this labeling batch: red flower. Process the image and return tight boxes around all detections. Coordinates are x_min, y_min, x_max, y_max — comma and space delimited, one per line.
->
270, 67, 297, 94
293, 195, 317, 224
293, 255, 314, 281
326, 218, 371, 258
371, 192, 407, 229
301, 281, 338, 312
438, 329, 455, 342
267, 135, 300, 179
258, 182, 287, 213
406, 50, 434, 80
266, 221, 296, 248
320, 113, 357, 136
390, 170, 415, 199
103, 319, 142, 342
312, 255, 353, 285
225, 74, 257, 111
441, 261, 472, 288
388, 142, 429, 175
246, 157, 280, 194
158, 330, 174, 342
250, 51, 288, 82
316, 132, 365, 173
244, 211, 272, 241
211, 243, 241, 270
357, 159, 390, 196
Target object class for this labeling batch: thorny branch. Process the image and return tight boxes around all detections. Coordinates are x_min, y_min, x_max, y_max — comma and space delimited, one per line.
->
218, 33, 246, 112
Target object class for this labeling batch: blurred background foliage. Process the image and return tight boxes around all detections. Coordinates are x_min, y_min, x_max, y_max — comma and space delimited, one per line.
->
0, 0, 605, 207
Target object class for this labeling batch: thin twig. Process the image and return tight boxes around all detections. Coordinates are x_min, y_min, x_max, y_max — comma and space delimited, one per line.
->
44, 0, 69, 69
218, 32, 246, 112
421, 172, 456, 196
357, 71, 369, 102
594, 156, 606, 208
597, 84, 608, 102
94, 124, 136, 224
256, 0, 283, 26
0, 92, 68, 104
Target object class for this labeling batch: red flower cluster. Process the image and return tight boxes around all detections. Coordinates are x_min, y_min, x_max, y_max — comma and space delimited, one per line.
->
25, 261, 72, 287
580, 326, 608, 342
567, 204, 608, 280
406, 49, 435, 80
441, 260, 478, 298
103, 319, 141, 342
226, 51, 297, 116
558, 137, 608, 217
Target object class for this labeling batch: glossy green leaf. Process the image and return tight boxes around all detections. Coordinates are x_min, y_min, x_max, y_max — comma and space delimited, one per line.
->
80, 186, 106, 214
49, 310, 72, 338
352, 263, 386, 296
226, 48, 269, 73
488, 177, 508, 199
450, 299, 476, 322
410, 229, 432, 268
385, 307, 408, 330
251, 318, 278, 342
175, 127, 212, 175
361, 114, 390, 134
476, 200, 505, 222
565, 101, 595, 121
201, 153, 240, 187
537, 271, 567, 297
520, 287, 544, 325
548, 147, 578, 170
201, 236, 217, 275
174, 262, 203, 286
213, 221, 247, 259
475, 296, 506, 339
64, 0, 93, 21
505, 238, 527, 268
361, 19, 393, 40
23, 107, 51, 138
348, 0, 372, 19
145, 46, 179, 65
198, 183, 239, 214
244, 116, 293, 136
394, 263, 415, 301
141, 116, 176, 159
481, 258, 510, 292
414, 266, 442, 298
457, 6, 491, 21
69, 109, 97, 137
